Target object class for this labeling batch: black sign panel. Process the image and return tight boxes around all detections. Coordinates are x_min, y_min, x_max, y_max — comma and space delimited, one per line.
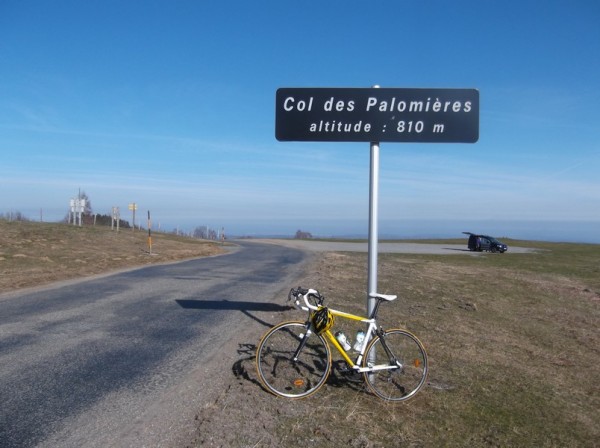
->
276, 87, 479, 143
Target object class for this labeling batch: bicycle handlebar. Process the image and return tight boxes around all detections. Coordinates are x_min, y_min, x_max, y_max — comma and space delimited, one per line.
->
288, 286, 324, 311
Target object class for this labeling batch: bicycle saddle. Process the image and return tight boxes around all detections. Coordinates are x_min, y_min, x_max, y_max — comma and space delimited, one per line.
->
369, 292, 397, 301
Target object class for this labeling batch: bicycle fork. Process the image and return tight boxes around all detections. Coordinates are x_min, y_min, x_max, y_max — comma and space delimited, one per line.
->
292, 321, 313, 362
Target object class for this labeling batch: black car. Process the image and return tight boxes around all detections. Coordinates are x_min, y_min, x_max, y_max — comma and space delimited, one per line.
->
463, 232, 508, 253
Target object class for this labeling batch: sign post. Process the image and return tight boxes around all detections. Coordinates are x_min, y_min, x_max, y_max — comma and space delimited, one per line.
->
367, 85, 381, 318
111, 206, 120, 232
276, 86, 479, 315
128, 203, 137, 231
368, 140, 380, 317
69, 198, 86, 226
147, 210, 152, 254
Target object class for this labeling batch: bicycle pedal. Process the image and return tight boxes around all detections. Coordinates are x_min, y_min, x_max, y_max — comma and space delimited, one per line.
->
339, 368, 363, 383
344, 373, 364, 383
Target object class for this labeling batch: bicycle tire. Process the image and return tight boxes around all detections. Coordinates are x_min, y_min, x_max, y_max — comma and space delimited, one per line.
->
256, 321, 331, 399
362, 329, 428, 401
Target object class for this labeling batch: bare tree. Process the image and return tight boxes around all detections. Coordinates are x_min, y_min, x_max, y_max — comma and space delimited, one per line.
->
1, 211, 29, 221
295, 230, 313, 239
79, 191, 93, 215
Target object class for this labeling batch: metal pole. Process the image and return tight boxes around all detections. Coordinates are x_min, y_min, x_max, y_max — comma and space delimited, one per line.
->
367, 84, 381, 318
367, 141, 380, 317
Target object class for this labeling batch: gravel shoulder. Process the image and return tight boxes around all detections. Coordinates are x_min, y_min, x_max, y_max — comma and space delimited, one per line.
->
245, 238, 536, 254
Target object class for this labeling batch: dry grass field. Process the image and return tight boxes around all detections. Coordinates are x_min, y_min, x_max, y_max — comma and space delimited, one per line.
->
0, 220, 224, 293
196, 241, 600, 448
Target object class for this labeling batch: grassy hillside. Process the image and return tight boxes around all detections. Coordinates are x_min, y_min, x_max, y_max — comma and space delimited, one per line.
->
0, 220, 224, 293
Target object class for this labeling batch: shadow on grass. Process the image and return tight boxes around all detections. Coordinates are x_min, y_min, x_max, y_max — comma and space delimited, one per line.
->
177, 299, 366, 395
233, 342, 366, 396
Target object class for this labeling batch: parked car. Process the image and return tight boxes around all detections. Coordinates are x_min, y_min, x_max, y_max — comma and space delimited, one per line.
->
463, 232, 508, 253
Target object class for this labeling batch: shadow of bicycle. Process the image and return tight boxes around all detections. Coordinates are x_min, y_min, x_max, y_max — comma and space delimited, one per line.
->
177, 299, 366, 395
233, 342, 366, 395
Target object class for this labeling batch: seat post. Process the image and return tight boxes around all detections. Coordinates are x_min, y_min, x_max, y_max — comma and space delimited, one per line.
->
369, 298, 383, 320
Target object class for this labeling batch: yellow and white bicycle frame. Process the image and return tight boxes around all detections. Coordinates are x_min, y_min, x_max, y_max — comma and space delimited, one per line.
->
295, 291, 400, 373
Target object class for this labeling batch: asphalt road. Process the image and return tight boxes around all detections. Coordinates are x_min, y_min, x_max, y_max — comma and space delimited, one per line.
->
0, 242, 309, 448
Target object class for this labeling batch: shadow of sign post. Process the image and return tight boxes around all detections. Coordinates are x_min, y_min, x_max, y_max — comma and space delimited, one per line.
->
176, 299, 292, 313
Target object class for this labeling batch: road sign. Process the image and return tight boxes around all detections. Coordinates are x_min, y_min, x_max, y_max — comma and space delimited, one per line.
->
276, 87, 479, 143
128, 203, 137, 211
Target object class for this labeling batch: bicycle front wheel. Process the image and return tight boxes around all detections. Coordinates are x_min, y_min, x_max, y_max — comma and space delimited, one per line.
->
256, 321, 331, 399
363, 329, 428, 401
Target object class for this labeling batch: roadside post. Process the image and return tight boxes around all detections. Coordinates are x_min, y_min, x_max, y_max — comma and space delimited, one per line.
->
147, 210, 152, 254
111, 206, 120, 232
275, 86, 480, 315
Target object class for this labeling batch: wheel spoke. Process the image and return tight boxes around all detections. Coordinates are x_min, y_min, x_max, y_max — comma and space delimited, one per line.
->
363, 329, 428, 401
256, 321, 331, 398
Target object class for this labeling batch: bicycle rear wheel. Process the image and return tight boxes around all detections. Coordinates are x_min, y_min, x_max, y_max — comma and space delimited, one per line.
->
363, 329, 428, 401
256, 321, 331, 399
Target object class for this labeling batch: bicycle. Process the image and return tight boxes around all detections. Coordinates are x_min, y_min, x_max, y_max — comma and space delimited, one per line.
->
256, 287, 428, 401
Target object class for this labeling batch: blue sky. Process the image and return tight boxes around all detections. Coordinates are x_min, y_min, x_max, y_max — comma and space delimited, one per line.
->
1, 1, 599, 242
